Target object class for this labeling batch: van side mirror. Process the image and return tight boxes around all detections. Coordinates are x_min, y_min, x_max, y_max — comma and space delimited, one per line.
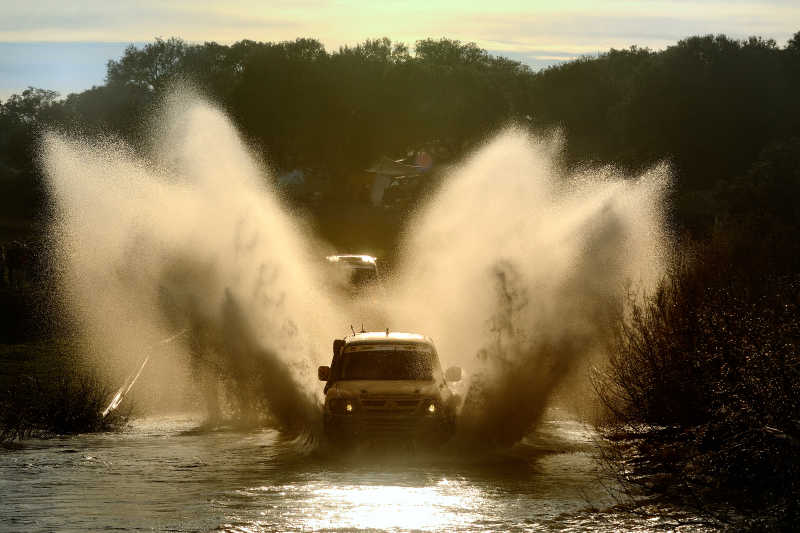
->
318, 366, 330, 381
445, 366, 462, 382
332, 339, 345, 356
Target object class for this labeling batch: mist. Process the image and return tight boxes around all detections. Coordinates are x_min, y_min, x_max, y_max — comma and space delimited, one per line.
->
389, 130, 669, 446
42, 95, 669, 446
43, 95, 338, 433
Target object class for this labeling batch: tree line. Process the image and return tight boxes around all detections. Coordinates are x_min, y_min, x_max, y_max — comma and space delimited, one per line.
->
1, 33, 799, 237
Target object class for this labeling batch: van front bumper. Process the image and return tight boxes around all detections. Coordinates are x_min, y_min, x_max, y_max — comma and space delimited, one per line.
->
324, 412, 455, 445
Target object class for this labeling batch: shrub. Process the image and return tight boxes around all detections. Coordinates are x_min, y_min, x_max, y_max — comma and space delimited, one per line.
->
597, 238, 800, 527
0, 343, 128, 443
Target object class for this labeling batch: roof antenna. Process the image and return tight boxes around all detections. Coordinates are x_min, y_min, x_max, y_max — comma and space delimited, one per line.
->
385, 327, 389, 336
350, 325, 356, 335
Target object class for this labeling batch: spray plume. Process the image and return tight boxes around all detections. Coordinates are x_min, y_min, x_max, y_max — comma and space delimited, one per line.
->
43, 95, 669, 446
43, 95, 339, 433
389, 130, 669, 446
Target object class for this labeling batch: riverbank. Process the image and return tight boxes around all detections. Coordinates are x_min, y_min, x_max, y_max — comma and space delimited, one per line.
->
596, 236, 800, 531
0, 337, 128, 443
0, 282, 128, 443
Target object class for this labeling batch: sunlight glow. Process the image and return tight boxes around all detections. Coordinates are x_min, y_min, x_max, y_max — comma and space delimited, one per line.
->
1, 1, 796, 53
301, 481, 484, 531
224, 479, 491, 531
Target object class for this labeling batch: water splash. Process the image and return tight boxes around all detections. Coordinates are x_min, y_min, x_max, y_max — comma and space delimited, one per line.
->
43, 95, 669, 446
101, 329, 188, 418
388, 129, 669, 446
43, 95, 339, 433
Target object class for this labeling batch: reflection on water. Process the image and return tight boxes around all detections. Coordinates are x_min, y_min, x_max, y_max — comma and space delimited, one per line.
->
305, 483, 482, 531
0, 412, 716, 532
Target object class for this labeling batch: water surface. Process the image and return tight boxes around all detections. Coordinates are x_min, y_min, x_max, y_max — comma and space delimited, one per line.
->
0, 411, 715, 532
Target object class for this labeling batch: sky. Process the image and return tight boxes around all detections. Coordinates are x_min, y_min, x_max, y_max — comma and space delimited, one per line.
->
1, 0, 798, 101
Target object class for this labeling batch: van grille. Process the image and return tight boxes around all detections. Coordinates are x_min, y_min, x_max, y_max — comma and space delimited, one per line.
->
359, 394, 421, 415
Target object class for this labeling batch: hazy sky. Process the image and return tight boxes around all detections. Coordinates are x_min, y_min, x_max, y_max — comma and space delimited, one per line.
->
1, 0, 798, 100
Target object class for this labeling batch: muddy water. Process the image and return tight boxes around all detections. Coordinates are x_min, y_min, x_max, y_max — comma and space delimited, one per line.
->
0, 411, 715, 532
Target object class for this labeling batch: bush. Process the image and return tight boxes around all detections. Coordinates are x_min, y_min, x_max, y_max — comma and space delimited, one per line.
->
0, 341, 129, 443
597, 238, 800, 527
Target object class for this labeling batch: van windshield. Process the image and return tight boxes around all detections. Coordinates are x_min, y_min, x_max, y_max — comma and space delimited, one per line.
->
329, 264, 378, 289
347, 267, 377, 286
339, 350, 434, 380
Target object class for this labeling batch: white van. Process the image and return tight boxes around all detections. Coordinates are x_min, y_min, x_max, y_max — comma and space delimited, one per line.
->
318, 331, 461, 445
325, 254, 380, 293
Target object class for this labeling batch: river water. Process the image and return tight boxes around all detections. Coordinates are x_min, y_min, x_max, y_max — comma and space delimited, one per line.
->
0, 410, 717, 532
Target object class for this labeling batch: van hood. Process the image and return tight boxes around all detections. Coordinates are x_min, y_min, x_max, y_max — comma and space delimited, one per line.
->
327, 380, 443, 397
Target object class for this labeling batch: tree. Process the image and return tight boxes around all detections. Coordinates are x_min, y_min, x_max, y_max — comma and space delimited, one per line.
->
106, 37, 189, 91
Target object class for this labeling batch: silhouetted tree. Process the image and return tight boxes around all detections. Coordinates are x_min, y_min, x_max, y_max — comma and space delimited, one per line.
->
2, 32, 800, 238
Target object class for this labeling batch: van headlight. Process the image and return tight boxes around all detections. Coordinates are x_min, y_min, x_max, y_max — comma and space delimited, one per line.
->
424, 400, 437, 415
328, 398, 354, 414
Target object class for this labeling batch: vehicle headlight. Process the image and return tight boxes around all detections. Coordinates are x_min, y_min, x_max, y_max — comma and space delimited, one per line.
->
328, 398, 354, 414
424, 399, 438, 415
